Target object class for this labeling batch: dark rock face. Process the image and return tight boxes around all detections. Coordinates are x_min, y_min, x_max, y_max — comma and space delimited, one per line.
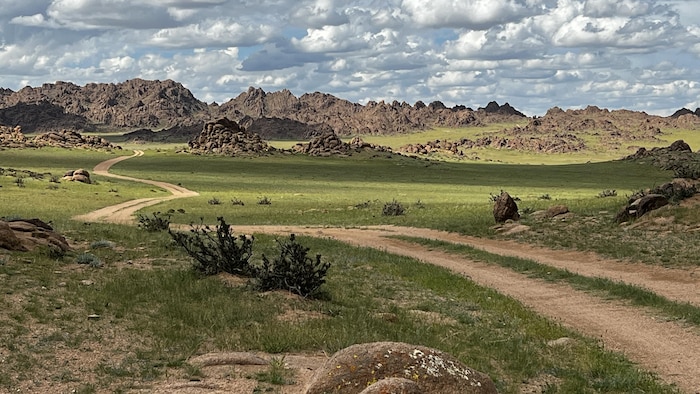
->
292, 131, 391, 156
493, 192, 520, 223
305, 342, 498, 394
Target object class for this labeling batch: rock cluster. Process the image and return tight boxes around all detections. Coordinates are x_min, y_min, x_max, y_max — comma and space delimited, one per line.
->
63, 169, 92, 184
0, 124, 28, 148
305, 342, 497, 394
292, 131, 390, 156
624, 140, 700, 178
400, 133, 585, 156
188, 117, 274, 156
615, 179, 698, 223
0, 125, 120, 150
0, 218, 71, 253
32, 130, 119, 150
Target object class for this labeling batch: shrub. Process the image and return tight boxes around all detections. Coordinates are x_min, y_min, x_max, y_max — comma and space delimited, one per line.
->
538, 194, 552, 200
40, 245, 67, 260
49, 175, 61, 183
47, 184, 59, 190
14, 177, 25, 188
382, 199, 405, 216
255, 234, 330, 298
90, 240, 115, 249
137, 210, 174, 232
208, 197, 222, 205
597, 189, 617, 198
258, 196, 272, 205
76, 253, 102, 268
414, 199, 426, 209
231, 197, 245, 206
169, 217, 254, 276
674, 165, 700, 180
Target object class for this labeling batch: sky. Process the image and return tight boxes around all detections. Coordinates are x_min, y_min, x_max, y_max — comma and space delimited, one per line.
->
1, 0, 699, 116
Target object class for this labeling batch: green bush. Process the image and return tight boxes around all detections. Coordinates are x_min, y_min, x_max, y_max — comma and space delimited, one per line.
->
169, 217, 254, 276
137, 211, 173, 232
76, 253, 102, 268
255, 234, 330, 298
382, 199, 405, 216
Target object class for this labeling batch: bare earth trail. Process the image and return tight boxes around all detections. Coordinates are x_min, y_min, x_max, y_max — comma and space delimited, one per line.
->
72, 150, 199, 224
76, 153, 700, 393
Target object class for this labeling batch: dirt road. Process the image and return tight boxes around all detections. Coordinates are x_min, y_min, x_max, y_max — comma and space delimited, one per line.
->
72, 150, 199, 224
76, 152, 700, 393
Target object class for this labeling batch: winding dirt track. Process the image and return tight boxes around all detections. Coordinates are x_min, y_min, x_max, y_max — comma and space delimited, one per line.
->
72, 150, 199, 224
76, 152, 700, 393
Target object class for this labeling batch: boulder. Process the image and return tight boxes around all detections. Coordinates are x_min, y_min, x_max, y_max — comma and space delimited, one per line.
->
545, 205, 569, 219
0, 219, 71, 252
615, 194, 669, 223
493, 192, 519, 223
0, 221, 27, 251
62, 168, 92, 184
305, 342, 497, 394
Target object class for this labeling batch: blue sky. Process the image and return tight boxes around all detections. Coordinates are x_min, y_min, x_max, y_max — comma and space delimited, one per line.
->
1, 0, 699, 116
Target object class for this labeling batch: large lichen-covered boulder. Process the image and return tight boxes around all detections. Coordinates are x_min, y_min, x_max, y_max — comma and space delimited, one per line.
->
305, 342, 497, 394
493, 191, 519, 223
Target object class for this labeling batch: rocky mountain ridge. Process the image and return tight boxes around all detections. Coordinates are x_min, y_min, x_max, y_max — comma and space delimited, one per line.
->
1, 79, 699, 144
0, 79, 525, 138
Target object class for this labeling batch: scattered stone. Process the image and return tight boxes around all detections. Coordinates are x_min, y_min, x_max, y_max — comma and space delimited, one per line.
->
87, 314, 100, 320
493, 191, 520, 223
305, 342, 497, 394
80, 280, 94, 286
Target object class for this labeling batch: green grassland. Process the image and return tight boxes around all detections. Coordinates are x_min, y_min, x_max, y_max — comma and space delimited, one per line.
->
0, 127, 695, 392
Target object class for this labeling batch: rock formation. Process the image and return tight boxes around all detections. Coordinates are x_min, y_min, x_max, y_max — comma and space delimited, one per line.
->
0, 125, 120, 150
63, 169, 92, 184
292, 131, 391, 156
305, 342, 497, 394
187, 118, 274, 156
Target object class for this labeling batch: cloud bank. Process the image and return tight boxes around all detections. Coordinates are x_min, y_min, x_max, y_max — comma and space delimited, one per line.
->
1, 0, 699, 115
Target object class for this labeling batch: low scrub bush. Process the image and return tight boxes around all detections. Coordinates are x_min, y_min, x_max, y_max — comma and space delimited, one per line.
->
255, 234, 330, 298
208, 197, 222, 205
382, 199, 405, 216
76, 252, 102, 268
258, 196, 272, 205
231, 197, 245, 206
169, 217, 254, 276
137, 210, 174, 232
597, 189, 617, 198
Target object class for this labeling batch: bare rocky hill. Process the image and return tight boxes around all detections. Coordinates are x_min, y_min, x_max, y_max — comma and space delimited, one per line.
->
0, 79, 211, 131
0, 79, 527, 138
2, 79, 700, 150
216, 87, 525, 136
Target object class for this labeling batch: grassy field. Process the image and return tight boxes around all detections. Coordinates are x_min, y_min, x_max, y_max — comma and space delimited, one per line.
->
0, 137, 693, 392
